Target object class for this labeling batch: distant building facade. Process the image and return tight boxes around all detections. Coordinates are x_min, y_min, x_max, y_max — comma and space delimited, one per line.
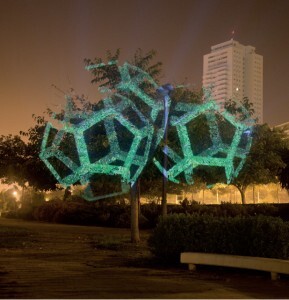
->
203, 39, 263, 123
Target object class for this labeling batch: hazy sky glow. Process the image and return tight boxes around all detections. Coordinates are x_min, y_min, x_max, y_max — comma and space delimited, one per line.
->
1, 0, 289, 136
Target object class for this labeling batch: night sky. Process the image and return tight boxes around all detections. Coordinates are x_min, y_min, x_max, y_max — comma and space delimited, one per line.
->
1, 0, 289, 136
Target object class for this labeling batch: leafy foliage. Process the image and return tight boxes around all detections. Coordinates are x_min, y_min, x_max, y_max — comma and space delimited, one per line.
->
0, 135, 27, 186
84, 49, 163, 90
149, 213, 289, 263
0, 113, 62, 191
278, 147, 289, 191
224, 97, 255, 122
21, 115, 59, 190
233, 124, 288, 203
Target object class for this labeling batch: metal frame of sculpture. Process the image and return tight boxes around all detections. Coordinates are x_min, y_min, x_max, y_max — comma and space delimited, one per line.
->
40, 62, 167, 200
40, 62, 254, 201
153, 95, 253, 185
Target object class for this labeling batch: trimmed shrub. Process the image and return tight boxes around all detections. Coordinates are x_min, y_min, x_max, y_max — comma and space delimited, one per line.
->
148, 213, 289, 263
274, 204, 289, 221
33, 198, 100, 225
141, 202, 161, 227
165, 202, 286, 219
33, 199, 63, 222
52, 202, 98, 225
11, 194, 289, 230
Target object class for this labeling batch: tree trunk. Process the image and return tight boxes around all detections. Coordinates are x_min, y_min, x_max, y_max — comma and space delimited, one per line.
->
137, 179, 141, 215
63, 186, 71, 201
130, 182, 140, 243
240, 189, 246, 204
235, 185, 247, 204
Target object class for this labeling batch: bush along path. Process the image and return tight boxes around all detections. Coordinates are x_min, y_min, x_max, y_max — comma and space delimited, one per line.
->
149, 213, 289, 263
6, 198, 289, 228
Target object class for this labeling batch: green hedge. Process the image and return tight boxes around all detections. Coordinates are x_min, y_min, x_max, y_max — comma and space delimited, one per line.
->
30, 198, 151, 228
148, 214, 289, 263
6, 199, 289, 229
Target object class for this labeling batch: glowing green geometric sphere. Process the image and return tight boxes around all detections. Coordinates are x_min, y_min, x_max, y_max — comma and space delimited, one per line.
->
40, 62, 167, 200
153, 98, 253, 185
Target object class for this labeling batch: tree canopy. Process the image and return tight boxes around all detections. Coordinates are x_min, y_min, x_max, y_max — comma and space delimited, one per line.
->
232, 124, 289, 203
0, 115, 58, 191
0, 134, 26, 186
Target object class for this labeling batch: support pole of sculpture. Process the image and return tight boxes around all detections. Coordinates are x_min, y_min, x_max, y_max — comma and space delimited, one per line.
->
157, 84, 174, 217
162, 121, 168, 216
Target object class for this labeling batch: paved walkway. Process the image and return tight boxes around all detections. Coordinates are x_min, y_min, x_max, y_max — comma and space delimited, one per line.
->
0, 218, 289, 298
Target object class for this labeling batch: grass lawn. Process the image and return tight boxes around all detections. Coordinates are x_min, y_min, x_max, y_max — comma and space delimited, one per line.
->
0, 225, 35, 248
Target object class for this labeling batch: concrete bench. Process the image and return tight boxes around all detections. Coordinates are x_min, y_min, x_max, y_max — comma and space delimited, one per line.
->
181, 252, 289, 280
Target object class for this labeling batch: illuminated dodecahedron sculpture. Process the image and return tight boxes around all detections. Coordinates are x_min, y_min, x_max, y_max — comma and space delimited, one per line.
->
153, 95, 254, 185
40, 62, 167, 200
